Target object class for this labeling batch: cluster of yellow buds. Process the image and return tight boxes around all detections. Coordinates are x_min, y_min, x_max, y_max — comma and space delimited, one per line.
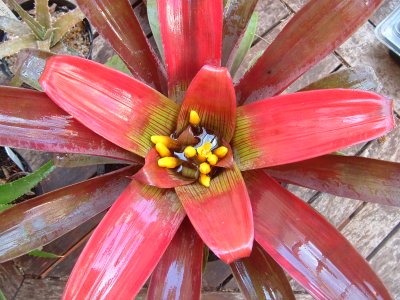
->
151, 110, 228, 188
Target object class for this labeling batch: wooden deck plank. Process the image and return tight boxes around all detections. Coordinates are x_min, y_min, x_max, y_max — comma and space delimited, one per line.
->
254, 0, 290, 37
336, 22, 400, 112
0, 262, 23, 299
370, 0, 400, 25
369, 225, 400, 298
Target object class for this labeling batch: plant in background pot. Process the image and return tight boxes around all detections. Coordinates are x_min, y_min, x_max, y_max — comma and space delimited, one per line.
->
0, 0, 399, 299
0, 0, 92, 78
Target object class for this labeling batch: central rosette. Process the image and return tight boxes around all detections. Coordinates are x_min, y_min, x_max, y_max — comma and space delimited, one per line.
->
151, 110, 228, 187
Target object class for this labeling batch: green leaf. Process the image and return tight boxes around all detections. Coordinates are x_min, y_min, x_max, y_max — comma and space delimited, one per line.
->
202, 246, 209, 273
147, 0, 164, 62
104, 55, 132, 75
51, 9, 85, 46
0, 34, 37, 59
0, 288, 7, 300
28, 249, 62, 259
7, 0, 46, 39
0, 16, 31, 36
300, 65, 381, 92
35, 0, 51, 29
229, 12, 258, 77
0, 160, 55, 205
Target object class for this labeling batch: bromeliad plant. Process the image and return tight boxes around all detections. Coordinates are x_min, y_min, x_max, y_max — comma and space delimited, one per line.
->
0, 0, 85, 59
0, 0, 398, 299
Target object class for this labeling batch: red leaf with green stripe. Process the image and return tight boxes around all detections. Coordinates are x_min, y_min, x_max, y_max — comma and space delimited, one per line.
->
63, 180, 185, 299
267, 154, 400, 207
231, 242, 295, 300
175, 163, 253, 264
147, 218, 203, 300
40, 56, 179, 158
0, 166, 137, 263
176, 65, 236, 142
245, 170, 391, 299
158, 0, 223, 102
133, 148, 194, 188
76, 0, 165, 91
0, 86, 138, 162
232, 89, 394, 171
222, 0, 258, 66
235, 0, 384, 104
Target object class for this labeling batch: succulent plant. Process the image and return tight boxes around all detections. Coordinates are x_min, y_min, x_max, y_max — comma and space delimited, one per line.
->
0, 0, 398, 299
0, 0, 85, 59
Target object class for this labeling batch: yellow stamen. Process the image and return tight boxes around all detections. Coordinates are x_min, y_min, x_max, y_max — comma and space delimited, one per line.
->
197, 142, 212, 157
199, 162, 211, 174
199, 174, 211, 187
158, 157, 181, 168
189, 110, 200, 126
151, 135, 177, 149
207, 154, 218, 166
214, 146, 228, 158
197, 153, 208, 162
155, 142, 171, 157
184, 146, 196, 158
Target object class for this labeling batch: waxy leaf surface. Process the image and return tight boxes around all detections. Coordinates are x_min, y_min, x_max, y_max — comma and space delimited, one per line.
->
267, 155, 400, 207
245, 170, 392, 299
0, 167, 135, 263
63, 180, 185, 299
158, 0, 223, 102
232, 242, 295, 300
235, 0, 384, 104
40, 56, 179, 158
147, 218, 203, 300
175, 163, 253, 264
76, 0, 165, 90
176, 65, 236, 142
0, 86, 137, 162
232, 89, 394, 170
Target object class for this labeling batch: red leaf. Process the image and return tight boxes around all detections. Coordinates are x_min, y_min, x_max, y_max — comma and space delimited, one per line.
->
40, 56, 179, 158
0, 166, 137, 263
76, 0, 166, 91
0, 86, 138, 162
176, 65, 236, 142
232, 89, 395, 170
147, 218, 203, 300
63, 180, 185, 299
133, 148, 194, 188
245, 170, 391, 299
175, 163, 253, 264
158, 0, 223, 102
267, 154, 400, 207
235, 0, 384, 104
231, 242, 295, 300
222, 0, 258, 66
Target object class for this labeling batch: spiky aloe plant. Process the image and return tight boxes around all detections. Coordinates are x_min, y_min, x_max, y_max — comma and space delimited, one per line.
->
0, 0, 85, 59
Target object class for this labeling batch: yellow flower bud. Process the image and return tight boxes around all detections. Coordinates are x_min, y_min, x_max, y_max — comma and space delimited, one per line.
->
199, 174, 211, 187
199, 162, 211, 174
155, 143, 171, 157
151, 136, 177, 149
214, 146, 228, 158
184, 146, 196, 158
158, 157, 181, 168
189, 110, 200, 126
207, 154, 218, 166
